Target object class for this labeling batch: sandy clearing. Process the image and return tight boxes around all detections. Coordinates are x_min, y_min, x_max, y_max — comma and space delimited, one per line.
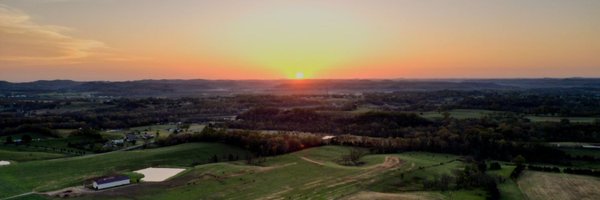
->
135, 167, 186, 182
0, 160, 10, 166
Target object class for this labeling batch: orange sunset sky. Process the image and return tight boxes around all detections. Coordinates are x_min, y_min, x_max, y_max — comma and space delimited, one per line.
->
1, 0, 599, 82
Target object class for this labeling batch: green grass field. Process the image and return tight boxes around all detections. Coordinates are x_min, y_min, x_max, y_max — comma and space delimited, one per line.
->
1, 130, 100, 155
560, 148, 600, 158
366, 152, 478, 197
420, 109, 501, 120
418, 109, 599, 123
66, 147, 486, 200
0, 132, 53, 142
0, 149, 66, 162
9, 144, 589, 200
0, 143, 249, 199
32, 101, 115, 115
550, 145, 600, 168
525, 116, 599, 123
488, 164, 526, 200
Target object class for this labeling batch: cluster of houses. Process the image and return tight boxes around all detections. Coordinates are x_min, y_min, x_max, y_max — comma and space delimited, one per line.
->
103, 132, 155, 148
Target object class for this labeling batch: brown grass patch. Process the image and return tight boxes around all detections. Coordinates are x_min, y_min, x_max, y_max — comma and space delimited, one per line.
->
518, 171, 600, 200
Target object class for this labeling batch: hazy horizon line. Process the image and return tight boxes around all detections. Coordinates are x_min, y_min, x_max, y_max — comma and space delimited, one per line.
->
3, 77, 600, 83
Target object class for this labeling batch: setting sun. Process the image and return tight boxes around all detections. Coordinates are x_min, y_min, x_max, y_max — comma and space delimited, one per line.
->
295, 72, 305, 79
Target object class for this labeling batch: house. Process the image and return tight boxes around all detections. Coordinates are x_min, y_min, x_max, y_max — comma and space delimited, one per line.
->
322, 135, 336, 140
111, 139, 124, 145
141, 133, 155, 139
92, 176, 130, 190
321, 135, 335, 144
125, 134, 138, 142
103, 139, 125, 148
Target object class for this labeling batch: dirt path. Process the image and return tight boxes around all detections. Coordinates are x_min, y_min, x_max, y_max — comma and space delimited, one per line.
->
300, 156, 400, 169
327, 156, 402, 188
379, 156, 401, 168
1, 192, 34, 200
255, 162, 298, 172
300, 156, 326, 166
41, 186, 94, 198
263, 155, 403, 199
262, 186, 293, 200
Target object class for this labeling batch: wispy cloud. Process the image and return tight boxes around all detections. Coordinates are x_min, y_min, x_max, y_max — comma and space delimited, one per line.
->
0, 4, 117, 64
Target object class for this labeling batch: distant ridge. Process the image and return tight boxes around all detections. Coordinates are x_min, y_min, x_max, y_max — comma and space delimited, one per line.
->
1, 78, 599, 97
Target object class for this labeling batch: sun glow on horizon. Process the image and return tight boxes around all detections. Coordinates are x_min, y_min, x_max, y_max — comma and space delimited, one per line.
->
295, 72, 305, 79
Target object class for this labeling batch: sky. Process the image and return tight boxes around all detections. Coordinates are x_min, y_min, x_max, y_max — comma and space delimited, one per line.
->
0, 0, 599, 82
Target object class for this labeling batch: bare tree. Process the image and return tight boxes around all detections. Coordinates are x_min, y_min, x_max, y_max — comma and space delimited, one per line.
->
340, 148, 367, 166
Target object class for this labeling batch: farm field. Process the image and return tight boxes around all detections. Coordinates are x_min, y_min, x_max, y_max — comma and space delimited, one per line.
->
525, 116, 599, 123
64, 146, 490, 200
418, 109, 599, 123
518, 171, 600, 200
488, 164, 526, 200
0, 134, 597, 200
0, 149, 66, 162
561, 148, 599, 158
32, 101, 115, 115
1, 140, 597, 199
1, 131, 101, 155
550, 145, 600, 168
419, 109, 501, 119
0, 143, 249, 199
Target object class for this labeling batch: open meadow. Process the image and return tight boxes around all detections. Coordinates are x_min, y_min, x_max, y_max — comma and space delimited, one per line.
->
0, 149, 66, 162
1, 142, 599, 199
55, 146, 493, 200
0, 143, 249, 199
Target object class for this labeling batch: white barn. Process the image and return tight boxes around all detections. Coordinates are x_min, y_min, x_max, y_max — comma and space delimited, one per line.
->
92, 176, 130, 190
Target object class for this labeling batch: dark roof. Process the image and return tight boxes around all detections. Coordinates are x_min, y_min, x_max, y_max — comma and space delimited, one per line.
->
126, 134, 138, 139
94, 175, 129, 184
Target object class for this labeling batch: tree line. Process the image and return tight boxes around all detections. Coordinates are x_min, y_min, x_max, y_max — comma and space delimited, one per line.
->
156, 127, 323, 156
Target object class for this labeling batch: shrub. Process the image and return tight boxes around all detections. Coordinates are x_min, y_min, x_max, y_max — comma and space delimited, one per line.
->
489, 162, 502, 170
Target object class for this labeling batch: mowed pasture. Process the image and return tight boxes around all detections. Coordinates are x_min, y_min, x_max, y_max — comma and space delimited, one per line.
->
70, 146, 476, 200
0, 149, 66, 162
0, 143, 249, 199
518, 171, 600, 200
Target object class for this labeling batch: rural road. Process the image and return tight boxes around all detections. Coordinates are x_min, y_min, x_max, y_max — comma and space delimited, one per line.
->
1, 192, 34, 200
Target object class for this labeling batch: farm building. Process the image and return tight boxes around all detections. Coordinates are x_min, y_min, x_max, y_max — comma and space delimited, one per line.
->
92, 176, 130, 190
125, 134, 138, 142
582, 145, 600, 149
